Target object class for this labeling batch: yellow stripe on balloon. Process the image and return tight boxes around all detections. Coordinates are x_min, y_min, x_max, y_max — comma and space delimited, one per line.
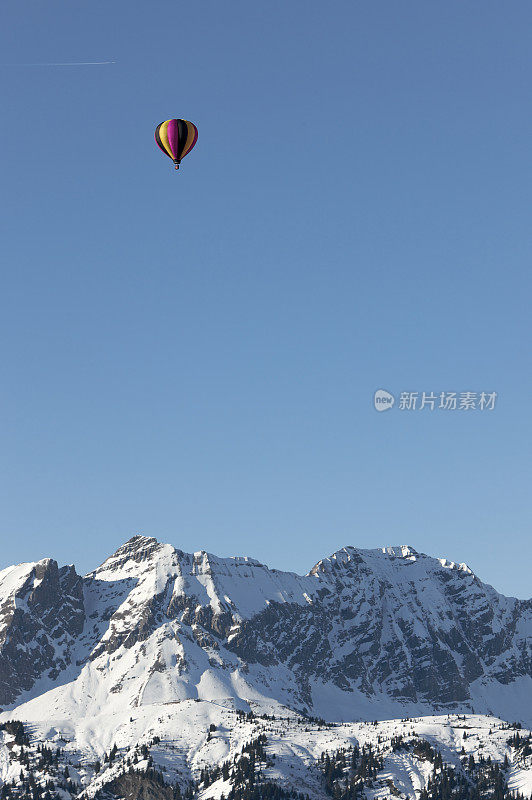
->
180, 121, 197, 158
159, 120, 174, 159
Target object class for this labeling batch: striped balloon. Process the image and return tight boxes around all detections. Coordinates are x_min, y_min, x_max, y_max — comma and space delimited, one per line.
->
155, 119, 198, 170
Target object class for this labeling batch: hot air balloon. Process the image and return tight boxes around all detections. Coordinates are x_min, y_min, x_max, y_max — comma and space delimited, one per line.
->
155, 119, 198, 170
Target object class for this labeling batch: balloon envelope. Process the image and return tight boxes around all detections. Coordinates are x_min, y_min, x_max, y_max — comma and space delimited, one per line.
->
155, 119, 198, 168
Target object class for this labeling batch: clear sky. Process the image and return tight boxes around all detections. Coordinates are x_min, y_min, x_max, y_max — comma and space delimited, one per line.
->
0, 1, 530, 598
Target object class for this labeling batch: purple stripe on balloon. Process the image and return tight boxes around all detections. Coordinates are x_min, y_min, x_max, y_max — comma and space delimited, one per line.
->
167, 119, 179, 160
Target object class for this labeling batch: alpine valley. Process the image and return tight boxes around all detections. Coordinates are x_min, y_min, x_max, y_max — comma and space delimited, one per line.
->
0, 536, 530, 800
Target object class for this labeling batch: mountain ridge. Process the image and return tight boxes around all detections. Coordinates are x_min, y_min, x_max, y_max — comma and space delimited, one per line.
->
91, 536, 480, 583
0, 535, 530, 800
0, 534, 529, 727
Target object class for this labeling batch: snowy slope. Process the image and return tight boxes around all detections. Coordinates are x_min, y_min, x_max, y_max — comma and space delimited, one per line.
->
0, 706, 530, 800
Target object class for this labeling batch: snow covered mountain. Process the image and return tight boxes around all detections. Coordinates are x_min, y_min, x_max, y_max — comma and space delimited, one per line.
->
0, 536, 530, 799
0, 536, 529, 725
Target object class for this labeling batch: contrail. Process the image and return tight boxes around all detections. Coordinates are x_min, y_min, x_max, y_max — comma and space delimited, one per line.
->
2, 60, 116, 67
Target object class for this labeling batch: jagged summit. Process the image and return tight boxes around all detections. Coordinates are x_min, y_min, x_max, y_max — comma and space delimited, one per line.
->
88, 536, 270, 583
307, 543, 478, 585
87, 535, 180, 582
91, 534, 164, 566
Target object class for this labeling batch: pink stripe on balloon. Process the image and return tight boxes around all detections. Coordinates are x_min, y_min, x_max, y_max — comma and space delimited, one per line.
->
167, 119, 179, 160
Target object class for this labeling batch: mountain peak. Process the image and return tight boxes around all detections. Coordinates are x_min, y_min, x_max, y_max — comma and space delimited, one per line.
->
124, 533, 159, 548
88, 534, 174, 578
308, 543, 420, 575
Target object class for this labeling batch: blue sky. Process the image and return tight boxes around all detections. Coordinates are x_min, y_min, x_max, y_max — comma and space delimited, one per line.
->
0, 1, 530, 598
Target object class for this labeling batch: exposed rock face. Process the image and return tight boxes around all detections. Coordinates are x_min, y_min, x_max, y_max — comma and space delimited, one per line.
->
229, 548, 530, 708
0, 558, 84, 705
104, 771, 175, 800
0, 536, 530, 723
